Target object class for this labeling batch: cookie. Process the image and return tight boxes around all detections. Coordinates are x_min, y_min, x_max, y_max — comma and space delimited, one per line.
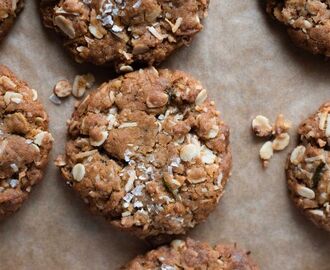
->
286, 102, 330, 230
57, 68, 231, 239
0, 0, 24, 42
121, 238, 259, 270
40, 0, 209, 72
267, 0, 330, 57
0, 65, 53, 218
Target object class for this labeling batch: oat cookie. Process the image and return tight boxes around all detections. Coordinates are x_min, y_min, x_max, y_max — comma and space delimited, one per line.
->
121, 238, 259, 270
286, 102, 330, 230
40, 0, 209, 72
57, 68, 231, 239
0, 65, 53, 218
0, 0, 24, 41
267, 0, 330, 57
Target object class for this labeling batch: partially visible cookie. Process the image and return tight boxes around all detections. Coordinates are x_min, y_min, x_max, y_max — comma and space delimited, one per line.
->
0, 0, 24, 41
0, 65, 53, 218
121, 238, 259, 270
267, 0, 330, 56
57, 67, 231, 240
286, 102, 330, 230
40, 0, 209, 72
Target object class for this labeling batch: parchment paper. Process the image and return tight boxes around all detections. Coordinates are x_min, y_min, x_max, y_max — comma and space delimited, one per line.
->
1, 1, 330, 269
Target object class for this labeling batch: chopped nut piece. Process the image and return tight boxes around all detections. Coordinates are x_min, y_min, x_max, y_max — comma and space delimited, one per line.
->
195, 89, 207, 106
72, 74, 94, 98
31, 89, 38, 101
54, 155, 66, 167
90, 130, 108, 146
0, 76, 16, 89
118, 122, 138, 129
53, 79, 72, 98
83, 73, 95, 88
207, 125, 219, 139
4, 91, 23, 105
296, 185, 315, 199
72, 163, 86, 182
54, 15, 75, 39
274, 114, 291, 135
88, 24, 104, 39
119, 65, 134, 73
326, 114, 330, 137
272, 133, 290, 151
200, 146, 216, 164
170, 239, 185, 250
146, 92, 168, 108
166, 17, 183, 33
308, 209, 325, 218
147, 26, 165, 40
172, 17, 183, 33
290, 145, 306, 165
317, 139, 326, 147
34, 131, 51, 146
319, 112, 328, 130
259, 141, 273, 162
252, 115, 273, 137
180, 144, 200, 162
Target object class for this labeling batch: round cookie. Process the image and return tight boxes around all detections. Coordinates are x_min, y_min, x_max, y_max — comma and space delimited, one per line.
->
0, 65, 53, 218
0, 0, 24, 41
121, 238, 259, 270
286, 102, 330, 230
40, 0, 209, 72
57, 68, 231, 239
267, 0, 330, 57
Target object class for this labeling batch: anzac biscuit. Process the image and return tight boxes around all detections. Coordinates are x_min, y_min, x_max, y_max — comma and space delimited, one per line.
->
40, 0, 209, 72
0, 65, 53, 218
57, 68, 231, 239
121, 238, 259, 270
287, 102, 330, 230
0, 0, 24, 41
267, 0, 330, 57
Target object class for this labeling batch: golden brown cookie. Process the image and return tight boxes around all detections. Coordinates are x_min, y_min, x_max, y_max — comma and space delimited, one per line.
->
121, 238, 259, 270
0, 0, 24, 41
0, 65, 53, 218
57, 68, 231, 239
286, 102, 330, 231
40, 0, 209, 72
267, 0, 330, 56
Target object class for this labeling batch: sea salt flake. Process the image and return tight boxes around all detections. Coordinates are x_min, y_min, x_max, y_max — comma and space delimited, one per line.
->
123, 192, 134, 203
133, 201, 143, 208
9, 179, 19, 188
112, 25, 124, 32
131, 185, 144, 196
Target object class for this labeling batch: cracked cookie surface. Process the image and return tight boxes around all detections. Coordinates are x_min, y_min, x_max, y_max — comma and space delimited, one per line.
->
0, 0, 24, 41
267, 0, 330, 56
0, 65, 53, 218
57, 68, 231, 239
286, 102, 330, 231
121, 238, 259, 270
40, 0, 209, 72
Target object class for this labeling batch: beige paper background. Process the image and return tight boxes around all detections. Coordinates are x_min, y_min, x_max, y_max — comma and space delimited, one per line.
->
1, 1, 330, 269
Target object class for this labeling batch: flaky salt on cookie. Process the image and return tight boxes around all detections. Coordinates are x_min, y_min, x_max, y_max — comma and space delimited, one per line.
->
287, 102, 330, 230
267, 0, 330, 57
0, 65, 53, 218
0, 0, 24, 41
121, 238, 259, 270
56, 67, 231, 239
40, 0, 209, 72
